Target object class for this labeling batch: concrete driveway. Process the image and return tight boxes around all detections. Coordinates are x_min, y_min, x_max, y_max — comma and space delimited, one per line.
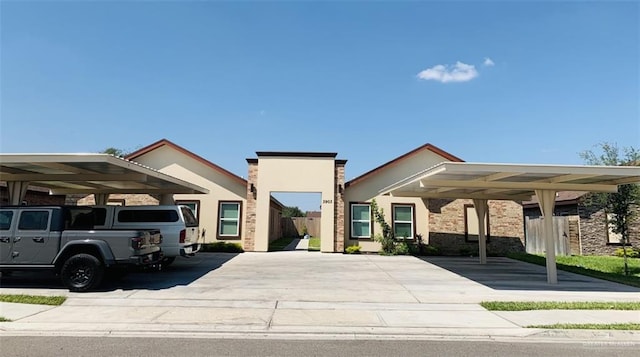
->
1, 252, 639, 340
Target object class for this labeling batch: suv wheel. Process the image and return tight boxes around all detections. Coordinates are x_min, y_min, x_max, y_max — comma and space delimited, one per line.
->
61, 254, 104, 292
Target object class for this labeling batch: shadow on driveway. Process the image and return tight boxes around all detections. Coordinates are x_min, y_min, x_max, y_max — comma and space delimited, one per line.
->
420, 256, 640, 292
0, 253, 239, 292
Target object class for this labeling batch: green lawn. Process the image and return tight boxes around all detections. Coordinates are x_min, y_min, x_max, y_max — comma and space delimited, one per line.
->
481, 301, 640, 311
0, 317, 10, 322
308, 237, 321, 251
268, 237, 296, 251
0, 294, 66, 306
528, 323, 640, 330
507, 253, 640, 288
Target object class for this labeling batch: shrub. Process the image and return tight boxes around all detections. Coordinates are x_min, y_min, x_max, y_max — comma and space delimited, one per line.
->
614, 248, 639, 259
200, 242, 244, 253
394, 242, 410, 255
345, 245, 361, 254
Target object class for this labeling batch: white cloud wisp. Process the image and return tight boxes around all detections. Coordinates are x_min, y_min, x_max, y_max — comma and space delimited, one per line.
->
483, 57, 495, 67
417, 61, 478, 83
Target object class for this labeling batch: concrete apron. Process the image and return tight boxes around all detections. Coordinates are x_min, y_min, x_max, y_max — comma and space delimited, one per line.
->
1, 253, 639, 342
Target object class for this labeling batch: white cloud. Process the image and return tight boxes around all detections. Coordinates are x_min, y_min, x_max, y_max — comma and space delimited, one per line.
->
483, 57, 495, 67
417, 61, 478, 83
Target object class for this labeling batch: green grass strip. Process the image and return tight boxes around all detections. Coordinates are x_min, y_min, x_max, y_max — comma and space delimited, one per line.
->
308, 237, 321, 251
507, 253, 640, 288
0, 317, 11, 322
0, 294, 66, 306
481, 301, 640, 311
528, 323, 640, 330
269, 236, 296, 251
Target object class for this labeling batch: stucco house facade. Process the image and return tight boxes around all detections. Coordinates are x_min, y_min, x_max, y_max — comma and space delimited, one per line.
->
72, 139, 525, 255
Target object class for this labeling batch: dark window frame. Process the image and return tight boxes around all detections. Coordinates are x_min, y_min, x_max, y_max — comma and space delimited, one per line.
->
391, 203, 416, 239
217, 201, 242, 240
349, 202, 374, 240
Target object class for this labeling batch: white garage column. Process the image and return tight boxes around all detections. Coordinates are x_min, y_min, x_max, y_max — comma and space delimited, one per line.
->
535, 189, 557, 284
472, 199, 489, 264
7, 181, 30, 205
94, 193, 110, 206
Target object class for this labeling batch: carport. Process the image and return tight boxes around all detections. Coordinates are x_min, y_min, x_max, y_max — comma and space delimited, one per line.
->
379, 162, 640, 284
0, 154, 209, 205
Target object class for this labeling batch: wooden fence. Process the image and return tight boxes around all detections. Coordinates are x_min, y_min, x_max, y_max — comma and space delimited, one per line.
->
525, 216, 580, 256
280, 217, 321, 238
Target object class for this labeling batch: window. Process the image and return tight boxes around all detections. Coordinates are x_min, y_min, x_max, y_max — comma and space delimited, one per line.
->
0, 211, 13, 230
176, 200, 200, 222
18, 211, 49, 231
606, 213, 623, 244
392, 204, 415, 239
464, 204, 490, 243
69, 207, 107, 228
218, 201, 241, 238
350, 203, 372, 239
118, 210, 179, 223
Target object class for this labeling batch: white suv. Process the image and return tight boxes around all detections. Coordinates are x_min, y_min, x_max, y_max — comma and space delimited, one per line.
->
91, 205, 201, 265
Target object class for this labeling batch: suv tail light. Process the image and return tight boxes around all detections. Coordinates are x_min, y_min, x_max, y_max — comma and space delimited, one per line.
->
179, 229, 186, 243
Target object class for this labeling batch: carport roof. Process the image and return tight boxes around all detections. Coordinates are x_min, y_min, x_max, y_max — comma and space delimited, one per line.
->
0, 153, 209, 195
379, 161, 640, 201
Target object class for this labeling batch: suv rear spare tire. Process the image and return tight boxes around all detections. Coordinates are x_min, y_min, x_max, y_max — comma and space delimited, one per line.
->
60, 254, 104, 292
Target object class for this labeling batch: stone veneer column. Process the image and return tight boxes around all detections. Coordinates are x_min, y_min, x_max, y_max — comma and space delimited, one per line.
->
334, 160, 346, 252
244, 159, 258, 252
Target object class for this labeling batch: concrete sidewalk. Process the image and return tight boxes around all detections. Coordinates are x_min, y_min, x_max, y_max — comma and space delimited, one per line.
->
1, 253, 639, 342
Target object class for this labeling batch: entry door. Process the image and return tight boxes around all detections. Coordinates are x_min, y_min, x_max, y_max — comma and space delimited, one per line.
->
0, 209, 16, 264
13, 209, 56, 264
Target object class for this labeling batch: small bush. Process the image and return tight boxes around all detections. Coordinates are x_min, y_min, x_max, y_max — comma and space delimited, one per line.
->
200, 242, 244, 253
394, 242, 410, 255
614, 247, 639, 258
345, 245, 361, 254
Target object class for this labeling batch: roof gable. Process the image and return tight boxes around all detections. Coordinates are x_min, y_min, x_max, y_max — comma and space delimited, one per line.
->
346, 143, 463, 188
126, 139, 246, 186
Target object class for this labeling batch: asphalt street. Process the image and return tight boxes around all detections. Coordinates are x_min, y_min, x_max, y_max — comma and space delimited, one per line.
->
2, 336, 639, 357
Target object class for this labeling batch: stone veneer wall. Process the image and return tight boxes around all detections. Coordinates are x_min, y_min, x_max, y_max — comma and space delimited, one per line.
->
334, 162, 345, 252
578, 200, 639, 256
243, 160, 258, 252
428, 199, 525, 256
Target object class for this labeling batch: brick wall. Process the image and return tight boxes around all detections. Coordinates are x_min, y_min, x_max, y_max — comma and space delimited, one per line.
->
428, 199, 525, 255
73, 193, 159, 206
578, 200, 639, 256
243, 161, 258, 252
334, 162, 345, 252
0, 187, 66, 205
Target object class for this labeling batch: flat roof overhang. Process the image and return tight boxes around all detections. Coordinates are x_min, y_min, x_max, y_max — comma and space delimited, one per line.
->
0, 154, 209, 196
378, 161, 640, 285
379, 162, 640, 201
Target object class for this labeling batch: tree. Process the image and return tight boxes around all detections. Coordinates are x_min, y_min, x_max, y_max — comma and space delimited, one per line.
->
102, 147, 128, 157
579, 143, 640, 275
282, 206, 306, 218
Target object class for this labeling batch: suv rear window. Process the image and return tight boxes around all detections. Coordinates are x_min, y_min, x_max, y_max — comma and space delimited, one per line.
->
118, 210, 179, 223
0, 211, 13, 230
180, 206, 199, 227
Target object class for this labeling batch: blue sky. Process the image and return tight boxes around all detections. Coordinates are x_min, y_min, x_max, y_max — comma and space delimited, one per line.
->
1, 1, 638, 211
